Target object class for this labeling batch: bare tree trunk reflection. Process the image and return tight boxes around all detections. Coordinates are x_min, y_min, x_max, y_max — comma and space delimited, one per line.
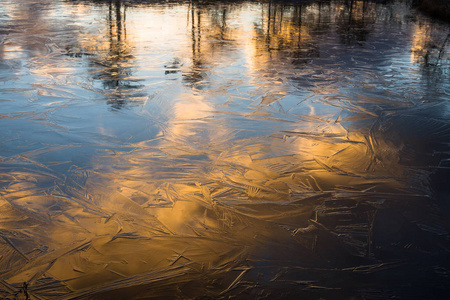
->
183, 2, 206, 87
90, 0, 145, 110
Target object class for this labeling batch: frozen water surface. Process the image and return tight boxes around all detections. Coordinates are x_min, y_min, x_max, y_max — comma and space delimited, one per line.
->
0, 0, 449, 298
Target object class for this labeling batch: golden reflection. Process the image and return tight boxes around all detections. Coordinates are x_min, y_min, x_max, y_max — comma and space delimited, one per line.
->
169, 93, 213, 137
410, 22, 450, 65
411, 23, 432, 63
251, 3, 318, 66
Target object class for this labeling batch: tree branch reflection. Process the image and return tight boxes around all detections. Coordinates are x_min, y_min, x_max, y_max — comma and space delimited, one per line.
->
89, 0, 146, 110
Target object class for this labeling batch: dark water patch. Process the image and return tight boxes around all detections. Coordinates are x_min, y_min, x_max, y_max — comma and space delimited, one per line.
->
413, 0, 450, 22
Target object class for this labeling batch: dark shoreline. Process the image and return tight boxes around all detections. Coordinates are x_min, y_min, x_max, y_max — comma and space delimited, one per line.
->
69, 0, 450, 22
414, 0, 450, 22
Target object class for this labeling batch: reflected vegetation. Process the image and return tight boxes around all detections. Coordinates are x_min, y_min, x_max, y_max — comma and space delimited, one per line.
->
0, 0, 450, 299
336, 0, 375, 45
86, 1, 147, 109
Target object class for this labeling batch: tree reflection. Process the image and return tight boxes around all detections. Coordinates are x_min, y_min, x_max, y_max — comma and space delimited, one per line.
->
182, 2, 207, 88
90, 0, 145, 110
181, 2, 235, 89
412, 24, 450, 99
336, 0, 375, 45
251, 2, 322, 70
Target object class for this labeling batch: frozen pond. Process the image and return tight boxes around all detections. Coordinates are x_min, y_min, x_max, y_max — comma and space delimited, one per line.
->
0, 0, 449, 298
